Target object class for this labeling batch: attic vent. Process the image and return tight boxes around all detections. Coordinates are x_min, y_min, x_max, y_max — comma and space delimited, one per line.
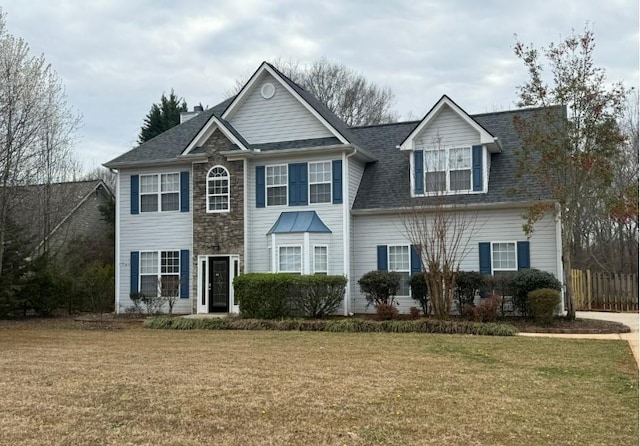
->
261, 82, 275, 99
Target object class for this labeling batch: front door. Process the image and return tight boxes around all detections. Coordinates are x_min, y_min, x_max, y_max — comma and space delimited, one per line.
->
208, 257, 230, 313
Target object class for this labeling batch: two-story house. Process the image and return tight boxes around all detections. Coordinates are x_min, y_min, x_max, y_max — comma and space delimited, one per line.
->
105, 62, 563, 315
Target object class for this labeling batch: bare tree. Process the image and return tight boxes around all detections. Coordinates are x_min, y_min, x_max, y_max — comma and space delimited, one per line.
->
0, 9, 81, 274
83, 166, 116, 192
228, 58, 398, 127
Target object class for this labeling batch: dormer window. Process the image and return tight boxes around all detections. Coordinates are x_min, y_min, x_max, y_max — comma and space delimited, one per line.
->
424, 147, 472, 193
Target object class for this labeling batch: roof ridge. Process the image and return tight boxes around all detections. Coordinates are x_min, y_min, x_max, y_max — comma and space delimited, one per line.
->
350, 120, 420, 130
471, 104, 564, 118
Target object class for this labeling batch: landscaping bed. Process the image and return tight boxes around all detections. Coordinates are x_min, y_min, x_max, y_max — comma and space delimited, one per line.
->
506, 317, 631, 334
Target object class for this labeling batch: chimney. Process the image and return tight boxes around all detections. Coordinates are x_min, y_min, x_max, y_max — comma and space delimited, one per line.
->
180, 105, 204, 124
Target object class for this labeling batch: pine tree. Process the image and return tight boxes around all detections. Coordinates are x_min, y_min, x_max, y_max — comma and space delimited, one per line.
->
137, 89, 188, 144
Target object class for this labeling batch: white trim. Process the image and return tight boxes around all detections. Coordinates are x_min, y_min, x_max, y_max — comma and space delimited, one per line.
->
387, 244, 411, 297
490, 241, 518, 273
196, 254, 241, 314
243, 158, 248, 275
303, 233, 310, 275
312, 244, 329, 275
138, 249, 181, 297
270, 234, 277, 272
308, 160, 332, 204
196, 255, 208, 314
265, 163, 288, 207
277, 244, 303, 274
139, 172, 181, 213
181, 116, 249, 156
399, 95, 497, 152
115, 172, 121, 313
343, 148, 357, 315
555, 204, 566, 313
221, 62, 349, 144
206, 165, 231, 213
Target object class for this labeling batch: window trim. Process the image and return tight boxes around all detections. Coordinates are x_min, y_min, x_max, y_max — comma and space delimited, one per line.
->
490, 241, 518, 272
308, 161, 332, 205
266, 164, 288, 207
277, 244, 303, 274
312, 244, 329, 275
139, 173, 181, 213
421, 146, 473, 195
139, 250, 181, 297
206, 165, 230, 213
388, 244, 411, 297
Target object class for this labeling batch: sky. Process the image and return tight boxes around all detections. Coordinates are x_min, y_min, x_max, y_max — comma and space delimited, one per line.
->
1, 0, 638, 171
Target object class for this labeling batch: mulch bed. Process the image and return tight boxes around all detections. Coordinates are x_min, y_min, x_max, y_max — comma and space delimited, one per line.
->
504, 317, 631, 334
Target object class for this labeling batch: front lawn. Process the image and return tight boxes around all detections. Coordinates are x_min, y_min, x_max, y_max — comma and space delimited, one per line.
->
0, 322, 636, 445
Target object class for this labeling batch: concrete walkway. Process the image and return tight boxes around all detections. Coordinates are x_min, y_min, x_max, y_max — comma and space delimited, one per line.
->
520, 311, 639, 366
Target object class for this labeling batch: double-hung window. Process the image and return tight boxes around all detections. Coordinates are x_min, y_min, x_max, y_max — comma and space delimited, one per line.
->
309, 161, 331, 204
266, 165, 287, 206
278, 246, 302, 274
313, 245, 328, 274
207, 166, 230, 212
139, 250, 180, 297
492, 242, 517, 272
424, 147, 472, 193
388, 245, 410, 296
140, 173, 180, 212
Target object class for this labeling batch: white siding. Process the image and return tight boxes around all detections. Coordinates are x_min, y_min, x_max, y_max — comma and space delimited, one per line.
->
228, 72, 334, 144
351, 208, 558, 313
246, 155, 346, 281
348, 159, 365, 208
414, 105, 480, 150
117, 166, 193, 314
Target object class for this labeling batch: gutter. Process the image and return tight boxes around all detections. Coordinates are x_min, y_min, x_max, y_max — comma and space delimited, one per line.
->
342, 147, 358, 316
350, 199, 558, 216
104, 154, 208, 170
221, 144, 377, 162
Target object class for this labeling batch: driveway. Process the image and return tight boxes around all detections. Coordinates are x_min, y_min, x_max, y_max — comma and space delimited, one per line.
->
520, 311, 639, 367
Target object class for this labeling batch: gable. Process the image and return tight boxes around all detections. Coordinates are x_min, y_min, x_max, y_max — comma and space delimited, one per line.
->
227, 72, 334, 144
414, 105, 480, 150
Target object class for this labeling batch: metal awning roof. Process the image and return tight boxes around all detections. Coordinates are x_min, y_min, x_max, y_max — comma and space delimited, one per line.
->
267, 211, 332, 235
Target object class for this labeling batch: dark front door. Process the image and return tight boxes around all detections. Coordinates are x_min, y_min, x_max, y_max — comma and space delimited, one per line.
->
208, 257, 230, 313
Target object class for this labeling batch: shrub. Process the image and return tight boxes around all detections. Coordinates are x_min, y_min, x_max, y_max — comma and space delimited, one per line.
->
410, 273, 429, 315
235, 273, 295, 319
528, 288, 561, 325
358, 270, 400, 307
511, 269, 561, 316
409, 306, 421, 319
485, 272, 517, 316
289, 275, 347, 318
375, 303, 399, 320
454, 271, 485, 314
462, 294, 501, 323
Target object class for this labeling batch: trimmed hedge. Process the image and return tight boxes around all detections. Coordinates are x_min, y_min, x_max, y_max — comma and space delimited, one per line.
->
233, 273, 347, 319
510, 269, 562, 316
528, 288, 561, 325
358, 270, 400, 306
144, 316, 518, 336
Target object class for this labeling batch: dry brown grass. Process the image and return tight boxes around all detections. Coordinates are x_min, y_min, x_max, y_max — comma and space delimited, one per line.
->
0, 320, 637, 445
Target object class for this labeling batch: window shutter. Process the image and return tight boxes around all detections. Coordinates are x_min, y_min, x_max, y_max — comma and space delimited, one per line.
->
410, 245, 421, 274
130, 175, 139, 214
517, 241, 530, 270
288, 163, 307, 206
256, 166, 265, 208
377, 245, 388, 271
472, 145, 483, 192
332, 159, 343, 204
130, 251, 139, 294
288, 163, 298, 206
299, 163, 308, 205
180, 171, 190, 212
479, 242, 491, 275
180, 249, 189, 298
414, 151, 424, 194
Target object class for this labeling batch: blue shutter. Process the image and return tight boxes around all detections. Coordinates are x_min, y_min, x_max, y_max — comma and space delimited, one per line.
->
130, 251, 139, 294
299, 163, 308, 205
472, 145, 483, 192
517, 241, 530, 270
332, 159, 343, 204
288, 163, 298, 206
479, 242, 491, 275
130, 175, 139, 214
256, 166, 265, 208
180, 171, 190, 212
410, 245, 421, 274
377, 245, 388, 271
180, 249, 189, 298
414, 151, 424, 194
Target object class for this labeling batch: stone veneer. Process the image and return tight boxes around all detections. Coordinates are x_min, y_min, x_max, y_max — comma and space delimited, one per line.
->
192, 130, 244, 312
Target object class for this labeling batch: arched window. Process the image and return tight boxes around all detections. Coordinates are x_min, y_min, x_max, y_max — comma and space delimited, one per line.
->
207, 166, 230, 212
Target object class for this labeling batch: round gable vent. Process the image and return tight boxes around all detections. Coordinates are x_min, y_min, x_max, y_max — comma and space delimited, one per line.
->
260, 82, 276, 99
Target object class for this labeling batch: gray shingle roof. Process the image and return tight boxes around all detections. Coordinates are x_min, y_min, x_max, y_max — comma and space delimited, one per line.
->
351, 107, 557, 210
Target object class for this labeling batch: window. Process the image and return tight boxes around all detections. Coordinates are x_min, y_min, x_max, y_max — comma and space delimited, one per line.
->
313, 245, 328, 274
278, 246, 302, 274
140, 173, 180, 212
388, 245, 410, 296
139, 250, 180, 297
423, 147, 472, 193
309, 162, 331, 204
207, 166, 230, 212
492, 242, 517, 271
266, 165, 287, 206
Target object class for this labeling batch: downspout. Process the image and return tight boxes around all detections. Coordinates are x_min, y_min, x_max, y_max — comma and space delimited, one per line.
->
555, 203, 565, 314
243, 158, 248, 274
342, 147, 358, 315
113, 169, 121, 313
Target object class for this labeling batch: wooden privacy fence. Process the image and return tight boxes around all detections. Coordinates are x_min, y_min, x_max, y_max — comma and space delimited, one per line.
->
571, 269, 639, 312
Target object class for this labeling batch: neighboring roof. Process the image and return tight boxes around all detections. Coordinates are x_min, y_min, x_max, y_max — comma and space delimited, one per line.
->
267, 211, 332, 235
252, 137, 341, 152
351, 106, 559, 210
9, 179, 113, 250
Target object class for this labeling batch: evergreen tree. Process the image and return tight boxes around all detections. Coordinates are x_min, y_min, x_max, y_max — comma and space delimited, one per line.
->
137, 89, 188, 144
